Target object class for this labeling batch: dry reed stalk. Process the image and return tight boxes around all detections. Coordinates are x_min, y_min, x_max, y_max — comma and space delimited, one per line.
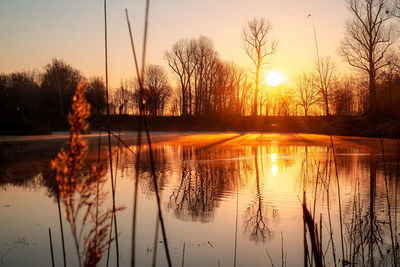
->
302, 161, 309, 267
265, 247, 276, 267
396, 140, 400, 260
330, 136, 345, 265
357, 177, 365, 266
281, 232, 285, 267
234, 162, 240, 267
152, 215, 160, 267
101, 128, 136, 156
312, 161, 321, 220
125, 5, 172, 267
181, 242, 186, 267
379, 138, 397, 266
319, 214, 325, 267
48, 228, 55, 267
310, 161, 321, 266
302, 197, 323, 267
52, 82, 123, 267
124, 8, 144, 267
103, 1, 120, 266
319, 155, 335, 265
95, 130, 101, 265
106, 136, 121, 267
322, 149, 337, 267
54, 161, 67, 267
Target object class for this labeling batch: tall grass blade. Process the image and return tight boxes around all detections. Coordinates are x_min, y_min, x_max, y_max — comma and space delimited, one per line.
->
104, 0, 120, 265
106, 137, 121, 267
302, 197, 323, 267
125, 5, 172, 267
330, 136, 345, 265
234, 162, 239, 267
152, 216, 159, 267
125, 8, 144, 267
181, 242, 186, 267
53, 155, 67, 267
48, 228, 55, 267
380, 138, 397, 266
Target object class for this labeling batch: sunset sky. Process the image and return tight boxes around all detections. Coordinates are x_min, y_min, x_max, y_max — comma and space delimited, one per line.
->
0, 0, 350, 87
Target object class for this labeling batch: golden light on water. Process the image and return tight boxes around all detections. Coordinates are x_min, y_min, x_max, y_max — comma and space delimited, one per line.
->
265, 71, 284, 87
271, 153, 278, 177
271, 163, 279, 177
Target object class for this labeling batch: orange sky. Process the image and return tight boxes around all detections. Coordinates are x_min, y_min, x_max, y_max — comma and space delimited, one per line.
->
0, 0, 350, 87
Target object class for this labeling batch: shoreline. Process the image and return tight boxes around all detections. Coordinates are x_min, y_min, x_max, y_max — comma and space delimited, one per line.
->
2, 115, 400, 139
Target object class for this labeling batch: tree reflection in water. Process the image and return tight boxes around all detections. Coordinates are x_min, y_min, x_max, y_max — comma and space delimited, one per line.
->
167, 146, 239, 223
243, 146, 272, 243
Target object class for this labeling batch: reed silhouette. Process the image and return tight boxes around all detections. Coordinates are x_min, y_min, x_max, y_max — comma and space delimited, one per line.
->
52, 82, 123, 267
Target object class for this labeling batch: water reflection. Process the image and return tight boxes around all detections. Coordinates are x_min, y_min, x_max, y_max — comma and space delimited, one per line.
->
243, 147, 274, 243
167, 145, 239, 223
1, 133, 399, 266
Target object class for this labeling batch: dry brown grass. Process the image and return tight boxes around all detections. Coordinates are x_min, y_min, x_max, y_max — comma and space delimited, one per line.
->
52, 82, 123, 267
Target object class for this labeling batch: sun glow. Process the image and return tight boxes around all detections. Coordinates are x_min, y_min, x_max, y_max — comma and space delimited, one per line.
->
265, 71, 284, 87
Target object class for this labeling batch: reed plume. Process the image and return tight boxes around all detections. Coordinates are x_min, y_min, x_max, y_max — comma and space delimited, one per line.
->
52, 82, 122, 267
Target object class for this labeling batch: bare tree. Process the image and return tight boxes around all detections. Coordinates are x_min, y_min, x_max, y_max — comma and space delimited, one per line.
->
339, 0, 394, 114
111, 81, 133, 115
294, 73, 319, 116
41, 58, 82, 117
167, 36, 250, 116
85, 77, 106, 117
192, 36, 220, 115
165, 39, 196, 115
313, 57, 336, 116
332, 78, 355, 116
237, 74, 252, 115
142, 64, 172, 116
378, 50, 400, 103
242, 17, 277, 116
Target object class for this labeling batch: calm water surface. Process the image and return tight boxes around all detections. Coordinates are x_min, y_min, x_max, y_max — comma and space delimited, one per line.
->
0, 132, 399, 266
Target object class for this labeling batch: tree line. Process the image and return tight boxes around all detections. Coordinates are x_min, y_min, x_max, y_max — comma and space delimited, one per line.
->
0, 59, 106, 126
0, 59, 173, 127
2, 0, 400, 128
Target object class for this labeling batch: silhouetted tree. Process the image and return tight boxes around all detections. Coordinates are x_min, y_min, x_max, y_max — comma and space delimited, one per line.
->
377, 51, 400, 111
166, 36, 251, 116
142, 64, 172, 116
294, 72, 319, 116
332, 78, 355, 116
0, 72, 41, 120
85, 77, 106, 117
111, 81, 133, 115
41, 58, 82, 118
165, 39, 196, 115
192, 36, 220, 115
0, 74, 8, 121
339, 0, 394, 114
313, 57, 336, 116
242, 17, 277, 116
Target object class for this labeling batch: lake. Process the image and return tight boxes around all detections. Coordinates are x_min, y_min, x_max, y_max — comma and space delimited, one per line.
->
0, 132, 399, 266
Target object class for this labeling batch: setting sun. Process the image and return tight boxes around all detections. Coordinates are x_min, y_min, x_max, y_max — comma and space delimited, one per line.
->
265, 71, 284, 87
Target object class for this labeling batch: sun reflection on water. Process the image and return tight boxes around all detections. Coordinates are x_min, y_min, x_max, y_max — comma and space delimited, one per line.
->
271, 163, 279, 177
270, 153, 279, 177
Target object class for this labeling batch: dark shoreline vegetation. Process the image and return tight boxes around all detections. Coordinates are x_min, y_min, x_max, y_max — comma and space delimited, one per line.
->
2, 115, 400, 139
1, 56, 399, 138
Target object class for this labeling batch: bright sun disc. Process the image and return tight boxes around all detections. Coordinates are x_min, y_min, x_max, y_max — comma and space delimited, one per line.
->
265, 71, 284, 87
